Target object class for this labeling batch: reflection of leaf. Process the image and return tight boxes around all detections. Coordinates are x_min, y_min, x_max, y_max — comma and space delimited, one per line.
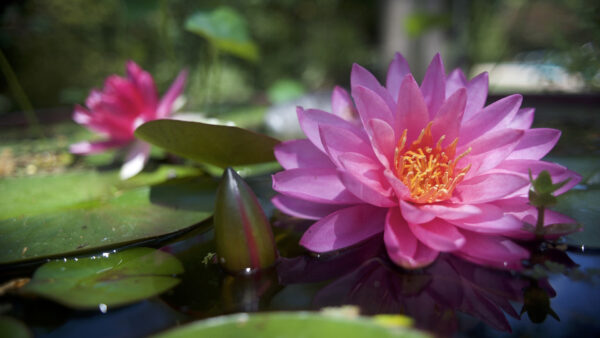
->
155, 312, 430, 338
135, 119, 280, 168
185, 7, 259, 61
0, 176, 215, 265
22, 248, 183, 309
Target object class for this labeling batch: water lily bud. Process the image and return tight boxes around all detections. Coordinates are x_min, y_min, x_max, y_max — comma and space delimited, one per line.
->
214, 168, 277, 273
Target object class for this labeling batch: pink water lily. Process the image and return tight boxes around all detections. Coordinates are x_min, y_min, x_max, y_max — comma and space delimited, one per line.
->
272, 53, 581, 270
70, 61, 187, 179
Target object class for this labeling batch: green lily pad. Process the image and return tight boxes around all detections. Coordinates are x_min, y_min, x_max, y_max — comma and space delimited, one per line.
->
0, 176, 216, 265
0, 171, 114, 219
185, 7, 259, 61
135, 119, 280, 168
154, 312, 429, 338
0, 166, 202, 220
22, 248, 183, 309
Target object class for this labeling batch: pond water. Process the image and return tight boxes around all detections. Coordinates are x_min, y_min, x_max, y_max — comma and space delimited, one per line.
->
1, 96, 599, 337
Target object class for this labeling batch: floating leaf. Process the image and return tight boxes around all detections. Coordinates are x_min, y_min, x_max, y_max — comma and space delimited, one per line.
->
0, 171, 114, 219
0, 176, 216, 265
155, 312, 430, 338
0, 166, 202, 219
185, 7, 259, 61
22, 248, 183, 309
214, 168, 277, 273
135, 119, 280, 168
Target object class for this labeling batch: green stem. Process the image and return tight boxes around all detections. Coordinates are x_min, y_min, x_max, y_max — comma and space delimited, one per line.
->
535, 205, 545, 239
0, 48, 44, 138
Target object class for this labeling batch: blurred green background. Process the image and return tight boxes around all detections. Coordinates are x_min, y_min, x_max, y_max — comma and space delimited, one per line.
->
0, 0, 598, 118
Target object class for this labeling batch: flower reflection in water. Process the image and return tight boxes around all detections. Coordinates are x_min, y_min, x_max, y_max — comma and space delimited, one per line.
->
278, 236, 560, 335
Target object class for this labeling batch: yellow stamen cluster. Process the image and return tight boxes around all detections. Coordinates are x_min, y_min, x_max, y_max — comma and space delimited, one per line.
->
393, 122, 471, 203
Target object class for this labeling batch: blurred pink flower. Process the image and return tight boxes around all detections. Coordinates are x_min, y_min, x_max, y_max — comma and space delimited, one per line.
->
70, 61, 187, 179
272, 53, 581, 270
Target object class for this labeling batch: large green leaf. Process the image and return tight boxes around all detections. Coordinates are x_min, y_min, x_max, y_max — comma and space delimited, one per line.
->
0, 165, 202, 219
135, 119, 280, 168
0, 171, 114, 219
22, 248, 183, 309
185, 7, 259, 61
0, 175, 217, 265
155, 312, 429, 338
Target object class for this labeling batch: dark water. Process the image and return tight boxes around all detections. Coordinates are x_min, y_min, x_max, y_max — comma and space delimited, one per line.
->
6, 221, 598, 338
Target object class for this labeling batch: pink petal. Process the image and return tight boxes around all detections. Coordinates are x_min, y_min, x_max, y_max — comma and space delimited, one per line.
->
399, 200, 436, 224
453, 230, 529, 270
271, 194, 346, 220
300, 205, 386, 252
408, 218, 466, 252
156, 69, 188, 118
506, 128, 561, 160
274, 139, 333, 170
74, 104, 133, 141
103, 75, 146, 116
331, 86, 358, 122
420, 203, 483, 220
73, 105, 107, 136
493, 159, 581, 195
350, 63, 395, 112
120, 140, 151, 180
445, 69, 468, 98
493, 197, 579, 240
351, 85, 395, 133
430, 88, 466, 146
126, 61, 159, 116
459, 94, 522, 146
386, 52, 411, 101
384, 208, 439, 269
337, 152, 395, 207
272, 168, 363, 205
420, 54, 446, 118
396, 74, 429, 143
464, 72, 489, 121
450, 211, 524, 235
454, 173, 529, 204
297, 107, 367, 153
509, 108, 534, 129
460, 129, 524, 177
70, 139, 129, 155
319, 125, 375, 167
383, 169, 412, 200
367, 118, 396, 167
